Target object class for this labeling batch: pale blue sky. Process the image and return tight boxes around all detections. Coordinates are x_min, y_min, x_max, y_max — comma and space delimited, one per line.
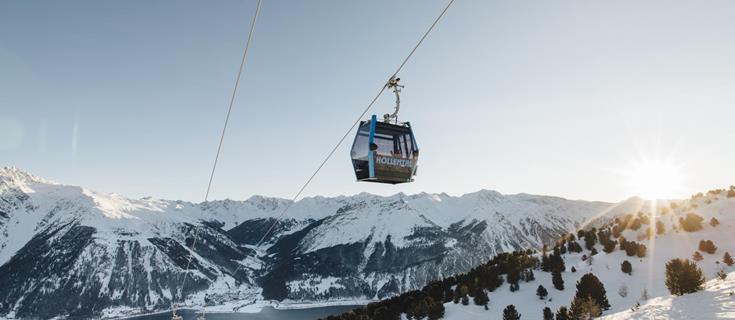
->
2, 0, 735, 202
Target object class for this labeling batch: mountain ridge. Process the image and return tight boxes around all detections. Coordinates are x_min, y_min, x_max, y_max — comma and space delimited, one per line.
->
0, 167, 649, 318
324, 185, 735, 320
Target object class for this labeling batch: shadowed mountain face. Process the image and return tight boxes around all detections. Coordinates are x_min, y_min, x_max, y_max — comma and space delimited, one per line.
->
0, 167, 643, 318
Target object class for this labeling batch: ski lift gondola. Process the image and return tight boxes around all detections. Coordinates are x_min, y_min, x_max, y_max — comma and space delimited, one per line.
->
350, 78, 419, 184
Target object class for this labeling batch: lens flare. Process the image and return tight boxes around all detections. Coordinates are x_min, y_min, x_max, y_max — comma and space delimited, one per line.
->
624, 157, 685, 200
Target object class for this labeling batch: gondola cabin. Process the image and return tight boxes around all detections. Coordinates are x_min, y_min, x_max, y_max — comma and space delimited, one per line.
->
350, 115, 419, 184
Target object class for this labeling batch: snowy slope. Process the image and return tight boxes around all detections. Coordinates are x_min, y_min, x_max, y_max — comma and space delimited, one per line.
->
600, 271, 735, 320
439, 189, 735, 320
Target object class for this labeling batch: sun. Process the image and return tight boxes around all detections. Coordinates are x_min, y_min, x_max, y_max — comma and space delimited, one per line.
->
624, 157, 686, 200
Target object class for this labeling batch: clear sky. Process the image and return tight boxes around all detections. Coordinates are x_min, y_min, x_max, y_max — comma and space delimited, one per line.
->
2, 0, 735, 203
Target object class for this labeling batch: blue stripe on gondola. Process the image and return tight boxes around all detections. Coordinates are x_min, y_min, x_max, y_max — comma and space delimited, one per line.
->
367, 115, 377, 178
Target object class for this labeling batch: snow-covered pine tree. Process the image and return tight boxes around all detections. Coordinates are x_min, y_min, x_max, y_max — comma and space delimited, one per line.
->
693, 251, 704, 262
503, 305, 521, 320
542, 307, 554, 320
574, 273, 610, 310
724, 252, 734, 266
552, 270, 564, 290
621, 260, 632, 275
665, 258, 705, 295
536, 285, 548, 299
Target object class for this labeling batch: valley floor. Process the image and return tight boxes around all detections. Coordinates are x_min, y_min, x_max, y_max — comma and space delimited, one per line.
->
99, 299, 376, 319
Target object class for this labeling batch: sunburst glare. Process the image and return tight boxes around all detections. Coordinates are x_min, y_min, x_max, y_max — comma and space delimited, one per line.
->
623, 156, 686, 200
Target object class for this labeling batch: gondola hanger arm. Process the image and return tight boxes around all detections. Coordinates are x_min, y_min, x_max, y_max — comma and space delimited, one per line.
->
384, 76, 404, 124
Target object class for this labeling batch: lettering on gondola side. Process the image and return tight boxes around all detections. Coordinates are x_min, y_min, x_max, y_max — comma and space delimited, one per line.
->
375, 156, 412, 167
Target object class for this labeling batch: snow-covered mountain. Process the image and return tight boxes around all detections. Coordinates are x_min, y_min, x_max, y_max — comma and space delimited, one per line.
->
0, 167, 643, 319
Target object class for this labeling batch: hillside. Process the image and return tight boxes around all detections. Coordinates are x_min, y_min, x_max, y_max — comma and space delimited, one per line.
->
324, 187, 735, 320
0, 167, 641, 319
600, 271, 735, 320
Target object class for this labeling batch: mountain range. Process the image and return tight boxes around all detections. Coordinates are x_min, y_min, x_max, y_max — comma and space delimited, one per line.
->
0, 167, 646, 319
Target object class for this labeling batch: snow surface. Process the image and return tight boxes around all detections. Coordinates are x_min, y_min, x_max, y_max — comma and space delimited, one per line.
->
600, 271, 735, 320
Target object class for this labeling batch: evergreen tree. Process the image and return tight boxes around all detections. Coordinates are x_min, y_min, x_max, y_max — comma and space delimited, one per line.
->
577, 229, 586, 239
698, 240, 717, 254
453, 285, 462, 304
621, 260, 632, 275
427, 300, 445, 320
541, 254, 551, 272
427, 283, 443, 303
612, 224, 624, 239
569, 241, 583, 253
723, 252, 734, 266
692, 251, 704, 262
640, 214, 651, 225
679, 212, 704, 232
536, 285, 548, 299
631, 301, 641, 312
507, 268, 521, 286
373, 306, 396, 320
555, 306, 570, 320
574, 273, 610, 310
473, 288, 489, 307
629, 218, 642, 231
542, 307, 554, 320
602, 240, 616, 253
596, 229, 610, 244
570, 296, 602, 319
665, 258, 706, 295
717, 269, 728, 281
461, 295, 469, 306
656, 220, 665, 234
509, 283, 520, 292
623, 240, 639, 257
549, 253, 566, 272
584, 232, 596, 250
571, 266, 577, 273
552, 270, 564, 290
503, 304, 521, 320
636, 243, 647, 258
644, 227, 653, 239
413, 299, 429, 319
444, 286, 454, 303
618, 236, 627, 249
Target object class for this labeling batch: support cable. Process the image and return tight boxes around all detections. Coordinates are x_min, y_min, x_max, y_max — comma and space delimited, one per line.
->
176, 0, 263, 309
